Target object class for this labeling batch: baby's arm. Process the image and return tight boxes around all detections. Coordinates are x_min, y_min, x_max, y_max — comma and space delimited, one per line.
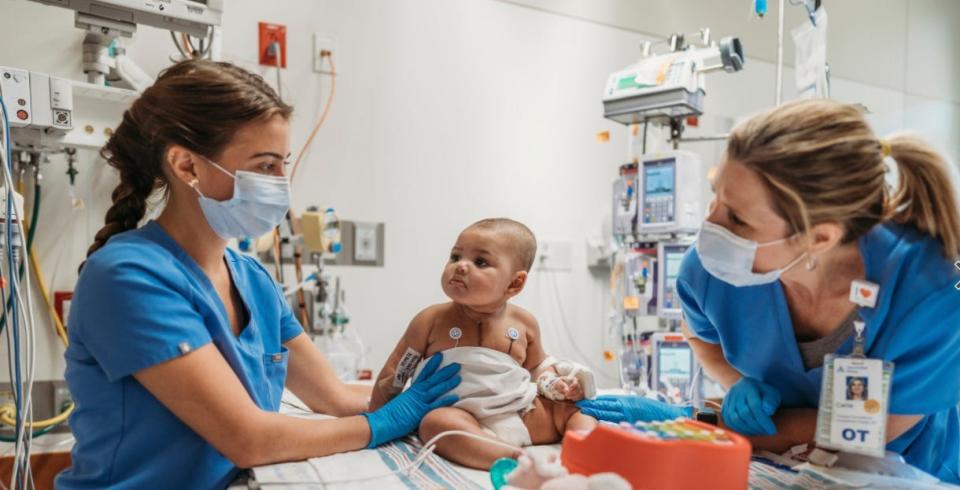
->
369, 308, 434, 410
521, 312, 550, 376
521, 312, 591, 402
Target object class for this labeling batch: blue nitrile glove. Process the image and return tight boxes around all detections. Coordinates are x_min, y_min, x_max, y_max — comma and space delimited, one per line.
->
576, 394, 692, 424
722, 377, 781, 436
362, 353, 461, 448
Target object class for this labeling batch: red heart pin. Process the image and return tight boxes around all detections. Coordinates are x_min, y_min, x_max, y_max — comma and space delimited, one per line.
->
860, 288, 872, 298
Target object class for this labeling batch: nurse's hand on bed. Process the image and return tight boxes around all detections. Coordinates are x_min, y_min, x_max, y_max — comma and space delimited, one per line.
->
362, 353, 461, 448
721, 377, 781, 436
576, 394, 692, 423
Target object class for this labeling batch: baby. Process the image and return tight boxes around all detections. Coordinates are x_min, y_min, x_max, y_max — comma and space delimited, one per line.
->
369, 218, 597, 469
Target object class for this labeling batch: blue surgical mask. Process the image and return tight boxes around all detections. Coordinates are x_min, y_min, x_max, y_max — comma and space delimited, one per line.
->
191, 157, 291, 240
696, 220, 806, 287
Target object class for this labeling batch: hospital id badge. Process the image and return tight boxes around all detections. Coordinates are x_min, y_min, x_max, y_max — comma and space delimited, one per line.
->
815, 353, 893, 457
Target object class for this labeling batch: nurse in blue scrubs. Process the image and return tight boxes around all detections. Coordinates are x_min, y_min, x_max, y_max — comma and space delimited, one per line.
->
56, 60, 460, 489
579, 99, 960, 483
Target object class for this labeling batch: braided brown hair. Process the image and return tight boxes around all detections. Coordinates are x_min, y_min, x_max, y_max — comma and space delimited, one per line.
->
83, 60, 292, 268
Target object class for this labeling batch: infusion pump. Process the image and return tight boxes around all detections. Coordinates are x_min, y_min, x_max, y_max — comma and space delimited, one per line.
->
637, 150, 702, 235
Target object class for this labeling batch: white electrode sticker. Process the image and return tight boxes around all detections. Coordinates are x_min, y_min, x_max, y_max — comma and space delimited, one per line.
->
392, 348, 422, 388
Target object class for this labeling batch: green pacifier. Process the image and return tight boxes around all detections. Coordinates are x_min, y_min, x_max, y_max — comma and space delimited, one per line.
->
489, 457, 519, 489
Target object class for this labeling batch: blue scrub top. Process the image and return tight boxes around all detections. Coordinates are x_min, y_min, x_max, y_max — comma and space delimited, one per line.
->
56, 221, 304, 489
678, 222, 960, 483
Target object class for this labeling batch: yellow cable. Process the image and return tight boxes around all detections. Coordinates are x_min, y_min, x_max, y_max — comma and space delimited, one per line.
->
19, 190, 68, 346
0, 402, 74, 429
15, 179, 69, 347
28, 247, 68, 347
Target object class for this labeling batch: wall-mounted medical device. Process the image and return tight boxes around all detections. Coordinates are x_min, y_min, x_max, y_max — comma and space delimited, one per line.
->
638, 150, 702, 235
0, 68, 73, 132
27, 0, 224, 89
1, 67, 136, 151
28, 0, 223, 38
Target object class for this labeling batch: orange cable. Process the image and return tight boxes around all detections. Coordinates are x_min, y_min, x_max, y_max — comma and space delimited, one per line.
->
290, 56, 337, 183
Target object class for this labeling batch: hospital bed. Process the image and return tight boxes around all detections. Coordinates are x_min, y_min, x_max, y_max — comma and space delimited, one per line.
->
229, 391, 951, 490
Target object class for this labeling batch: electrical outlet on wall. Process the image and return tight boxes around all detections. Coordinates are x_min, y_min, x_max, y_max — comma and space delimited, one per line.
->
313, 33, 336, 73
537, 240, 573, 271
259, 22, 287, 68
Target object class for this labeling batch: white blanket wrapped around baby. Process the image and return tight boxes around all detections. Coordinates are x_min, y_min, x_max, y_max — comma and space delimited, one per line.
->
412, 346, 538, 446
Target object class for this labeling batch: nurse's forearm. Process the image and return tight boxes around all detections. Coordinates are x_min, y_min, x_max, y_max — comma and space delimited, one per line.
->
722, 409, 922, 453
682, 321, 742, 388
243, 412, 373, 467
343, 383, 373, 413
737, 408, 818, 453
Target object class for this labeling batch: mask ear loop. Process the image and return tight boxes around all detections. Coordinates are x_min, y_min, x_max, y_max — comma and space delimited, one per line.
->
188, 178, 204, 198
761, 231, 811, 273
196, 154, 237, 180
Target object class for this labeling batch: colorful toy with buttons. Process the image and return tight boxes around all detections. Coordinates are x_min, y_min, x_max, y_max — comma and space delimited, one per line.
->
561, 418, 751, 489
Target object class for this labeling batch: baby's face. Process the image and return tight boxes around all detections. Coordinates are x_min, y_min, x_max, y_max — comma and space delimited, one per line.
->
442, 228, 524, 309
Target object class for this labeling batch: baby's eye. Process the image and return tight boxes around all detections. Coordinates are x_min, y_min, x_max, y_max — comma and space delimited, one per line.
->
474, 258, 488, 267
450, 254, 461, 263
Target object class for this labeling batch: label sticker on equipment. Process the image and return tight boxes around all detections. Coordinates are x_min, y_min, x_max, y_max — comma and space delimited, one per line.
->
392, 347, 422, 388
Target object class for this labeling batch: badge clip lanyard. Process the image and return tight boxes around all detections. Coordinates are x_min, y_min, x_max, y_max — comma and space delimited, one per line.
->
851, 320, 866, 358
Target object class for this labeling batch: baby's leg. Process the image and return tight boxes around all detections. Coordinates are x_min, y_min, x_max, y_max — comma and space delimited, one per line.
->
419, 407, 523, 470
566, 409, 598, 432
522, 397, 598, 445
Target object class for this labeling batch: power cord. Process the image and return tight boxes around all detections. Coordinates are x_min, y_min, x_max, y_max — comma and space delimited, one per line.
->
255, 430, 524, 488
270, 41, 283, 100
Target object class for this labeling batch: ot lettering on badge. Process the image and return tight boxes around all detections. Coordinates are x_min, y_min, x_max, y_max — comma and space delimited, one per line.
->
842, 428, 869, 442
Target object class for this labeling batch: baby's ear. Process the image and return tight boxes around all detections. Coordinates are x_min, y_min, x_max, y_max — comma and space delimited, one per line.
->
507, 270, 528, 294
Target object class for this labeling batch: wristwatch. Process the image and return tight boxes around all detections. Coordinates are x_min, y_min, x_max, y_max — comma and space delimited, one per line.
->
694, 407, 719, 426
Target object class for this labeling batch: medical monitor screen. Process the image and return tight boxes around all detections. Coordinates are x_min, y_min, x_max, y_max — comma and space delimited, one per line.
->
642, 158, 676, 224
660, 245, 687, 312
656, 341, 694, 400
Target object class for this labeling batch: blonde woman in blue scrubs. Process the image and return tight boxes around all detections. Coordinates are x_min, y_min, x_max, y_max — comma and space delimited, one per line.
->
57, 60, 460, 488
580, 99, 960, 483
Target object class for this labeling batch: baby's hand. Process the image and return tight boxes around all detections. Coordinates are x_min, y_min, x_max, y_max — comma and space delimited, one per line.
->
538, 372, 586, 401
555, 376, 584, 401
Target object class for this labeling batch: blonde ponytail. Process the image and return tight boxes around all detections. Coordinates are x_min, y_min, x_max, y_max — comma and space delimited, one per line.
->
885, 132, 960, 258
726, 99, 960, 260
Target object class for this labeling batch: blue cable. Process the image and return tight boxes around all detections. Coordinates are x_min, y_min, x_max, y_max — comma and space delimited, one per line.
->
0, 98, 24, 484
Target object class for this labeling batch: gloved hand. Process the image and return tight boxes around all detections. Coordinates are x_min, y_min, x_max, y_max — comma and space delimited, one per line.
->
576, 395, 692, 424
722, 377, 781, 436
362, 353, 461, 448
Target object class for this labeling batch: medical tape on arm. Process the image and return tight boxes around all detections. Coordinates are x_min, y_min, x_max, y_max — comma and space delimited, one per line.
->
536, 359, 598, 400
531, 356, 558, 379
391, 347, 423, 392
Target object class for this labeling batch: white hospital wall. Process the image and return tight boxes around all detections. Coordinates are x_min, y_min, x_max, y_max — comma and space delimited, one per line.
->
0, 0, 957, 385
